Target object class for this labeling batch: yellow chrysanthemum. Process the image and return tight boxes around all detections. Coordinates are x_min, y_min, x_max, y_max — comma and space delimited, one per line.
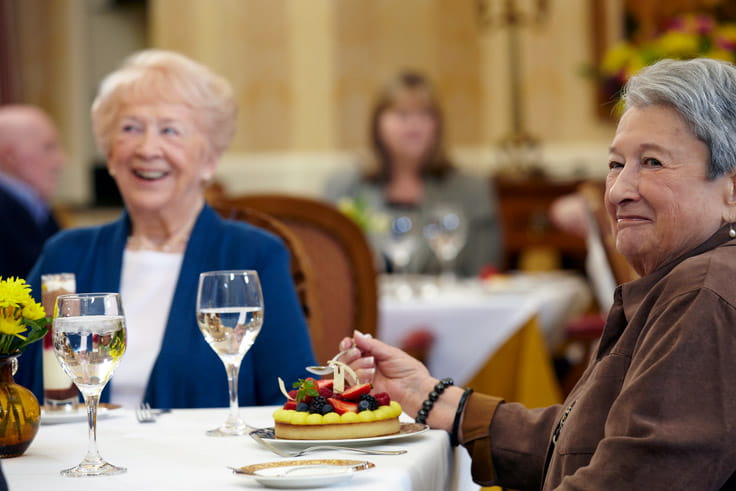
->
0, 276, 49, 353
0, 277, 31, 308
622, 55, 648, 80
654, 31, 700, 58
0, 317, 26, 339
22, 300, 46, 321
702, 48, 733, 62
715, 23, 736, 43
601, 43, 638, 76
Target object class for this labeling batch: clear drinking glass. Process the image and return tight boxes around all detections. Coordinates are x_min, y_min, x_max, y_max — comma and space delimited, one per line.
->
41, 273, 78, 409
196, 270, 264, 436
423, 203, 468, 280
381, 211, 420, 274
53, 293, 127, 477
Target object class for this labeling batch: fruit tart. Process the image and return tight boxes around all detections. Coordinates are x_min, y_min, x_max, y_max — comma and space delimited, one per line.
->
273, 363, 401, 440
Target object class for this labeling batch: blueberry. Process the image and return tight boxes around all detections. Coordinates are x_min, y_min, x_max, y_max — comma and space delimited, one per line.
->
296, 402, 309, 412
321, 404, 334, 415
357, 399, 371, 412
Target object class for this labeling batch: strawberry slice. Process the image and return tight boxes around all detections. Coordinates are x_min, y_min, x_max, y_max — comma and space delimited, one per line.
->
340, 383, 372, 401
327, 398, 358, 414
283, 400, 297, 410
316, 379, 334, 390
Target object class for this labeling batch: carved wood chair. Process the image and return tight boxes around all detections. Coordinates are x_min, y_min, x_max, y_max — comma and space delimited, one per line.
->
210, 204, 322, 355
211, 194, 378, 364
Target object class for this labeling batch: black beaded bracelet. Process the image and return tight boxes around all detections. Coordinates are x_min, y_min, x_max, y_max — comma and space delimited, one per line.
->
450, 387, 474, 446
415, 377, 454, 424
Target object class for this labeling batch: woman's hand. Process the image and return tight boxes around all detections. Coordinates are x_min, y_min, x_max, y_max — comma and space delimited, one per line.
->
339, 331, 436, 414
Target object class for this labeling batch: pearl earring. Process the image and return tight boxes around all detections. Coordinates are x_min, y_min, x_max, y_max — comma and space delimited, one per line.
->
730, 223, 735, 238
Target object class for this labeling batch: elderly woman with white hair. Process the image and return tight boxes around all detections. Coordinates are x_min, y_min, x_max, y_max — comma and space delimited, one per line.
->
18, 50, 316, 410
341, 57, 736, 489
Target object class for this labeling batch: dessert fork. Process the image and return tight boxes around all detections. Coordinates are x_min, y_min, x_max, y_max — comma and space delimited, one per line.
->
249, 431, 406, 458
305, 347, 353, 376
135, 402, 170, 423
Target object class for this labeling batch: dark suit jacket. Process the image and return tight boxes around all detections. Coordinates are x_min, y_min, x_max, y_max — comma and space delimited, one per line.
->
0, 186, 59, 279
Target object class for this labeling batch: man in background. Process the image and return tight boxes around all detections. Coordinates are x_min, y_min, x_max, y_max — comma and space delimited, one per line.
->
0, 105, 65, 278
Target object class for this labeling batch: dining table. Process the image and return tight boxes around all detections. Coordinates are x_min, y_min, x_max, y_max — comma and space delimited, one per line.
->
3, 405, 457, 491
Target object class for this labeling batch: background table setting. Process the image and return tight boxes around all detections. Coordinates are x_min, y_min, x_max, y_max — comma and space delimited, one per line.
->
3, 405, 455, 490
379, 271, 592, 408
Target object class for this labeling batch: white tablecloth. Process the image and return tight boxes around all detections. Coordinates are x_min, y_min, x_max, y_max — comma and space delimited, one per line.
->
379, 272, 591, 385
3, 407, 454, 491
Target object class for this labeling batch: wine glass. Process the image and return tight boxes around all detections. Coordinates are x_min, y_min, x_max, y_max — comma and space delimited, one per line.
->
53, 293, 127, 477
423, 203, 468, 281
196, 270, 264, 436
381, 211, 420, 274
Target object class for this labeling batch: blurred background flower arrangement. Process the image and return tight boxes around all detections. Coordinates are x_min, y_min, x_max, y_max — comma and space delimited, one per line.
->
599, 13, 736, 112
0, 277, 49, 355
337, 195, 389, 234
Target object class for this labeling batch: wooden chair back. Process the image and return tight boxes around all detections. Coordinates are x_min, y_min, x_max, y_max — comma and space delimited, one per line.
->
212, 194, 378, 363
210, 204, 321, 351
578, 181, 638, 285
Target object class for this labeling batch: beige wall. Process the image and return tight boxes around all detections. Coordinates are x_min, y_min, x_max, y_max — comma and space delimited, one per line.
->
13, 0, 622, 203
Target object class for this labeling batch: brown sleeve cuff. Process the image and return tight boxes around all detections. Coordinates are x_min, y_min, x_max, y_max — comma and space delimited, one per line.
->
460, 392, 504, 485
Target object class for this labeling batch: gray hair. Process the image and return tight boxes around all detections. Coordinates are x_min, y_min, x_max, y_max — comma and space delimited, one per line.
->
621, 57, 736, 179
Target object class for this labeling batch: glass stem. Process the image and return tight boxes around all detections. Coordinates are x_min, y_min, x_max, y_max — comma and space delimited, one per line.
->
440, 258, 457, 283
82, 392, 103, 466
224, 361, 242, 425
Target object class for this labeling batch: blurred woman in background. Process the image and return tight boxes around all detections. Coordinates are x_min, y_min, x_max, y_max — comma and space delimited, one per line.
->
325, 70, 503, 277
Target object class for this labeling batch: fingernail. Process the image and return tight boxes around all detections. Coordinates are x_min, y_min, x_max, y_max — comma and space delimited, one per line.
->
354, 330, 373, 339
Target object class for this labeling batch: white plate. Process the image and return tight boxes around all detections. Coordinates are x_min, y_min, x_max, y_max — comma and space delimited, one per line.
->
40, 404, 119, 425
232, 459, 374, 489
251, 422, 429, 445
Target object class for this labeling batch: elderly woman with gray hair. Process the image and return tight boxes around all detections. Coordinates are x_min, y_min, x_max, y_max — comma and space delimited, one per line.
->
341, 57, 736, 489
18, 50, 316, 411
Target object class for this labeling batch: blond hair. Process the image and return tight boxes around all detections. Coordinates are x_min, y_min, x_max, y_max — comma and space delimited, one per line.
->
91, 49, 237, 158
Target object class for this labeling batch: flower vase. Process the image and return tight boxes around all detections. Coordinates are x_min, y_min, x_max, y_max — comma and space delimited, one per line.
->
0, 353, 41, 457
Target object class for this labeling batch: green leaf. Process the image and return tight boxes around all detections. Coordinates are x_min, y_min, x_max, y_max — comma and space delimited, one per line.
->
13, 317, 50, 352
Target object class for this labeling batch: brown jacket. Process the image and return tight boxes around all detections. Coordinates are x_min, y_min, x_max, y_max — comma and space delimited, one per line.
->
460, 226, 736, 490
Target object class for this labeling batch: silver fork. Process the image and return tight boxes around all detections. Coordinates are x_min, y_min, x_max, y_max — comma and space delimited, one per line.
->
135, 402, 171, 423
135, 402, 156, 423
249, 431, 406, 457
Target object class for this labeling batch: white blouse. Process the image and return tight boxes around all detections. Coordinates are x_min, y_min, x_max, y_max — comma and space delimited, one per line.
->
111, 249, 184, 408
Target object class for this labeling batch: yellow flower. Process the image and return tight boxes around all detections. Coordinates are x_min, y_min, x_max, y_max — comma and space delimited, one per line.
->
622, 54, 648, 80
21, 300, 46, 321
0, 276, 50, 353
654, 31, 700, 58
0, 277, 31, 309
601, 43, 638, 76
598, 13, 736, 91
702, 48, 733, 61
0, 317, 26, 339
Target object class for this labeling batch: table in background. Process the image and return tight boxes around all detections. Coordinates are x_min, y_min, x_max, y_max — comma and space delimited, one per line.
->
380, 272, 591, 491
3, 407, 454, 491
379, 272, 591, 407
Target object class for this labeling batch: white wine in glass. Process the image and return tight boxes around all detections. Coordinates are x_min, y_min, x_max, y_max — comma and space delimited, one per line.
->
53, 293, 127, 477
196, 270, 264, 436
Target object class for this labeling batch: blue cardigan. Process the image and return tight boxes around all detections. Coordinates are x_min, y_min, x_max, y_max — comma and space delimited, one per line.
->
18, 205, 316, 408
